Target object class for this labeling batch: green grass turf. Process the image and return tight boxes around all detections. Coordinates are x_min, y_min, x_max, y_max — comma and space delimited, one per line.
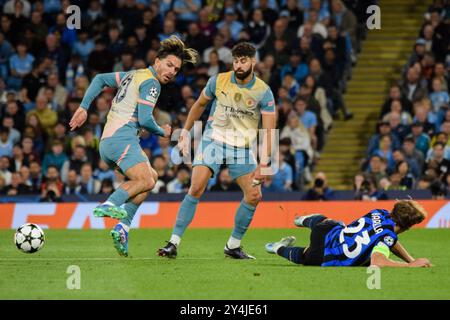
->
0, 228, 449, 299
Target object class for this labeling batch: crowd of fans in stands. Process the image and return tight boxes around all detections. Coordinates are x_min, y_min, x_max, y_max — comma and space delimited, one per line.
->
356, 1, 450, 200
0, 0, 372, 199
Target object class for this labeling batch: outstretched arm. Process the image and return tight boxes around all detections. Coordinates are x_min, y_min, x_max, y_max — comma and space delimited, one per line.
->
391, 241, 415, 263
80, 72, 126, 110
370, 243, 432, 268
70, 72, 126, 131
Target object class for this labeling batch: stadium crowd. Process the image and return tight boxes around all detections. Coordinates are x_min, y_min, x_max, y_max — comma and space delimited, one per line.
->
356, 1, 450, 200
0, 0, 446, 200
0, 0, 370, 198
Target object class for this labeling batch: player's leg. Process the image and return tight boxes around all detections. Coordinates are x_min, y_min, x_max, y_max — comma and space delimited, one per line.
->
110, 163, 158, 256
294, 214, 328, 228
222, 171, 261, 259
95, 140, 155, 219
157, 165, 213, 258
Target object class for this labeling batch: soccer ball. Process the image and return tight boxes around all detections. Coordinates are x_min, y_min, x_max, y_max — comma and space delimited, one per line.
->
14, 223, 45, 253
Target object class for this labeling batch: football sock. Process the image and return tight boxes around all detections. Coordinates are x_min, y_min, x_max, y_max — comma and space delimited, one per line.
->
226, 236, 241, 250
169, 234, 181, 246
172, 194, 199, 238
119, 202, 139, 227
231, 200, 256, 241
277, 246, 306, 264
301, 214, 326, 229
106, 186, 129, 207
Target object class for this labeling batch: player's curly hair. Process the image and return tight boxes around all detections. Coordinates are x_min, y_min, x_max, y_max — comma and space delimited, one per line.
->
390, 200, 427, 231
156, 35, 199, 65
231, 42, 256, 58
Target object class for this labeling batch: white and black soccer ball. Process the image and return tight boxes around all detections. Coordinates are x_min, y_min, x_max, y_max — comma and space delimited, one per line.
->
14, 223, 45, 253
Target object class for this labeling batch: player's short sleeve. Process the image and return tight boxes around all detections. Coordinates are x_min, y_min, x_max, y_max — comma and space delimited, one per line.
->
138, 78, 161, 108
203, 75, 217, 99
260, 89, 276, 115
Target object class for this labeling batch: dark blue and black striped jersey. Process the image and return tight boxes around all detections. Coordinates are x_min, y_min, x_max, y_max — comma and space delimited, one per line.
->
322, 209, 398, 267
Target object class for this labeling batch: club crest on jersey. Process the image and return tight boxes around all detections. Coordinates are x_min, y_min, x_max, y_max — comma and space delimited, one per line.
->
245, 98, 255, 108
234, 93, 242, 102
383, 236, 394, 247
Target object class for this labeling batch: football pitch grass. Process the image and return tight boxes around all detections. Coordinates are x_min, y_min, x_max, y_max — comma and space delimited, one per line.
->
0, 228, 449, 299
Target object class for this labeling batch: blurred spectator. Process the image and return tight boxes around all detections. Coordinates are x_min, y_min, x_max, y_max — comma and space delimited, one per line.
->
0, 126, 13, 157
270, 152, 294, 191
381, 84, 413, 117
0, 155, 12, 185
28, 160, 42, 193
167, 165, 191, 193
4, 171, 32, 196
302, 171, 334, 200
410, 123, 430, 156
99, 178, 115, 195
12, 143, 27, 172
40, 165, 63, 202
373, 134, 396, 173
217, 8, 243, 42
79, 163, 101, 195
72, 31, 95, 64
246, 8, 271, 50
210, 167, 240, 192
294, 97, 318, 150
382, 100, 413, 126
402, 136, 425, 176
87, 39, 115, 75
396, 160, 415, 189
2, 115, 20, 144
8, 42, 34, 90
354, 174, 388, 201
426, 142, 450, 181
63, 169, 81, 195
41, 140, 68, 174
364, 155, 388, 188
280, 112, 313, 187
400, 67, 428, 102
94, 159, 115, 183
203, 33, 233, 65
207, 50, 227, 77
26, 94, 57, 136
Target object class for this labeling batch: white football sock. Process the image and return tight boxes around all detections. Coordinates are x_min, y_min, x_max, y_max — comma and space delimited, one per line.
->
170, 234, 181, 246
226, 236, 241, 249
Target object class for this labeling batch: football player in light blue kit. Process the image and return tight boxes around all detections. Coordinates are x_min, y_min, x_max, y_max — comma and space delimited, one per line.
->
158, 42, 277, 259
69, 36, 198, 256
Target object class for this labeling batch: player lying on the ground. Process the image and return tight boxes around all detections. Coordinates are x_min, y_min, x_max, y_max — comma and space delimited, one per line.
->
69, 36, 198, 257
265, 200, 433, 267
157, 42, 276, 259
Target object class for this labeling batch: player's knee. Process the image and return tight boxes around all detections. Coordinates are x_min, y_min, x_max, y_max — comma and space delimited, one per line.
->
245, 190, 262, 206
139, 177, 155, 192
188, 183, 206, 198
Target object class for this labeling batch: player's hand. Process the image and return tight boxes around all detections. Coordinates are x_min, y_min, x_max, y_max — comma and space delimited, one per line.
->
409, 258, 433, 267
161, 124, 172, 138
252, 164, 270, 187
177, 131, 190, 157
69, 107, 88, 131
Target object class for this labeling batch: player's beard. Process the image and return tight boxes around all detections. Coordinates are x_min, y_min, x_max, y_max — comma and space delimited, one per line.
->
234, 65, 253, 80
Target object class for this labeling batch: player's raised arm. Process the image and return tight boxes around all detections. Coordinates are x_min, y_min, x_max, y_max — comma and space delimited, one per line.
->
177, 76, 214, 156
69, 72, 127, 131
137, 79, 170, 137
183, 76, 216, 132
